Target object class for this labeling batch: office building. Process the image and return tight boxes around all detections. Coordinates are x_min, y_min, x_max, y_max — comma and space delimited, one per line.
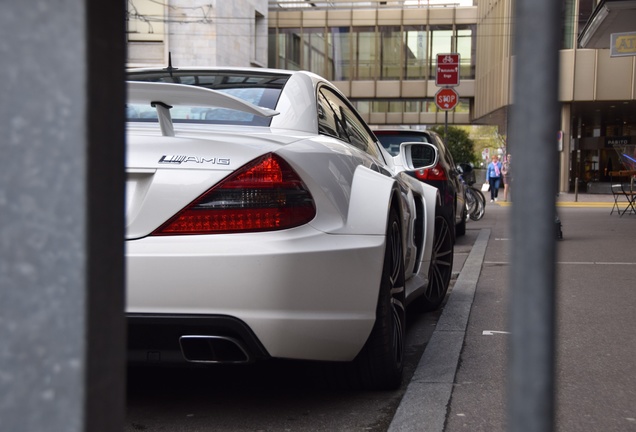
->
127, 0, 636, 193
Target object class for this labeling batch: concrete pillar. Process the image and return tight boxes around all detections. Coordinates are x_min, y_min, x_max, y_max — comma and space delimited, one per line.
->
0, 2, 126, 431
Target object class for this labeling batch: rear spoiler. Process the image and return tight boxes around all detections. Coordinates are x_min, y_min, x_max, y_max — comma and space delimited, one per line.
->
126, 81, 279, 137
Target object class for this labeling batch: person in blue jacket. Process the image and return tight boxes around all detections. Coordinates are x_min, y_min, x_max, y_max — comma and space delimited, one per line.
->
486, 154, 502, 202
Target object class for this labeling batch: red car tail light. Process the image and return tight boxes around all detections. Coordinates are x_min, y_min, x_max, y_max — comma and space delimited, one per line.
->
414, 162, 448, 181
152, 153, 316, 235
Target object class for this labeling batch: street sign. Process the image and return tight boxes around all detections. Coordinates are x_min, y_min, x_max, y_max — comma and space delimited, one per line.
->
435, 87, 459, 111
436, 53, 460, 86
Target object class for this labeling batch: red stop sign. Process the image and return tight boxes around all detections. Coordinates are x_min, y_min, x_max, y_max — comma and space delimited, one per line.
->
435, 88, 459, 111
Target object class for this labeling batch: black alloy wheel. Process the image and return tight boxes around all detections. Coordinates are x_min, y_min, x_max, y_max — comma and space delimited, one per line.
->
348, 207, 406, 391
417, 215, 454, 312
455, 204, 467, 237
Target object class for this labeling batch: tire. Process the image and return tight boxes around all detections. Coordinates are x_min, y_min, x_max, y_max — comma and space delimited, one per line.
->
414, 215, 454, 312
455, 206, 466, 237
348, 207, 406, 390
472, 187, 486, 207
465, 187, 477, 215
469, 188, 485, 221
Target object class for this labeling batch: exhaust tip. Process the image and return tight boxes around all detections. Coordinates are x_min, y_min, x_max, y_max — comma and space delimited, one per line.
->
179, 335, 251, 364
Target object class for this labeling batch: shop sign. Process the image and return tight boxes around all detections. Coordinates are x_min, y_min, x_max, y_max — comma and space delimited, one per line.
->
611, 32, 636, 57
606, 136, 632, 147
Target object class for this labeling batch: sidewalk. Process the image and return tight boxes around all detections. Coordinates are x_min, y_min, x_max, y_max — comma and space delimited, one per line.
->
390, 201, 636, 432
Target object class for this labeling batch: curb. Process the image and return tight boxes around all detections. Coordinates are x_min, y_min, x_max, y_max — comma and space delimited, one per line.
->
388, 228, 491, 432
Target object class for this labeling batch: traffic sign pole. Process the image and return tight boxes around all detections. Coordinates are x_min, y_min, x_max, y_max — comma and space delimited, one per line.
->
445, 110, 448, 142
435, 53, 460, 145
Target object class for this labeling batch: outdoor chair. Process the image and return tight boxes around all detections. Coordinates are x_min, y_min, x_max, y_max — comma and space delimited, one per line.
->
610, 183, 636, 216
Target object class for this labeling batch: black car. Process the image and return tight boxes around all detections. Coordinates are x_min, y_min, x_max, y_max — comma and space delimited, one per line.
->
374, 129, 467, 240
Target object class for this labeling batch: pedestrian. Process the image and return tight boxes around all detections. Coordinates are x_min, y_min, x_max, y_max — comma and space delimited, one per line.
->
502, 154, 511, 201
486, 154, 502, 202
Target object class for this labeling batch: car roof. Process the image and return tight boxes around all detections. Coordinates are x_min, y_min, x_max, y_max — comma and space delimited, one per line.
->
126, 67, 347, 134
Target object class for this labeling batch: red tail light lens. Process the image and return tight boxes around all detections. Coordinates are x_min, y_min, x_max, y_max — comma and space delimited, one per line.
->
152, 153, 316, 235
414, 162, 448, 181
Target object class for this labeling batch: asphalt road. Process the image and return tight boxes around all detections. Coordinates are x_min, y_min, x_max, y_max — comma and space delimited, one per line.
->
125, 306, 444, 432
125, 200, 636, 432
123, 245, 467, 432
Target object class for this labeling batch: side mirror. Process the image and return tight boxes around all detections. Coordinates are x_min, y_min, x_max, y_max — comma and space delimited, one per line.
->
400, 142, 438, 170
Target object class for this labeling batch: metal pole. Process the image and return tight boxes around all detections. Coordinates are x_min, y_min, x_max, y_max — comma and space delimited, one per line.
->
444, 109, 448, 142
508, 0, 560, 431
575, 177, 579, 202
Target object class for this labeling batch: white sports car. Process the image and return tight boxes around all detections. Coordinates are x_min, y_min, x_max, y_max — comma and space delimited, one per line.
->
125, 67, 453, 389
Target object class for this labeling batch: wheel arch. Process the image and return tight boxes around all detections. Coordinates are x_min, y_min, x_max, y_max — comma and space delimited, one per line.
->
332, 164, 401, 236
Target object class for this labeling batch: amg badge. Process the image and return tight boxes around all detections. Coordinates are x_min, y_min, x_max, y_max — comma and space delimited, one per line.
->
159, 155, 230, 165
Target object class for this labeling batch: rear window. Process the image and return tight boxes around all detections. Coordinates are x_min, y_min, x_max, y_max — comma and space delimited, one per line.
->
375, 132, 432, 156
126, 70, 289, 127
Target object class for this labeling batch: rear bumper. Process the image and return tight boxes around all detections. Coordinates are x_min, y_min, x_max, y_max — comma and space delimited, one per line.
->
127, 314, 269, 365
126, 225, 385, 362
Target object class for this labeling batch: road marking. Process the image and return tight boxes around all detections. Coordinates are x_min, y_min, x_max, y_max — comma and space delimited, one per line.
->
559, 262, 636, 265
485, 261, 636, 266
556, 202, 614, 208
482, 330, 511, 336
496, 202, 614, 208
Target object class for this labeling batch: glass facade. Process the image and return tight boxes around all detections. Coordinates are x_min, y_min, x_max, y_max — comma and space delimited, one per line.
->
269, 24, 476, 82
353, 98, 470, 115
268, 8, 477, 125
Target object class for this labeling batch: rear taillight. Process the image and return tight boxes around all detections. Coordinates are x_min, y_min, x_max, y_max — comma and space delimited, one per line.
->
414, 162, 448, 181
152, 153, 316, 235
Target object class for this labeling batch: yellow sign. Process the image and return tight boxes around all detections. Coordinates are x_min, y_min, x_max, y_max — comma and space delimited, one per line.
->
611, 32, 636, 57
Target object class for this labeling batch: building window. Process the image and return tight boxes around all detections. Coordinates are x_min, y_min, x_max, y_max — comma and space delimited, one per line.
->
253, 11, 266, 66
126, 0, 165, 42
430, 26, 453, 79
456, 25, 475, 79
360, 98, 469, 114
562, 0, 576, 49
328, 27, 351, 81
278, 28, 302, 70
353, 27, 377, 80
380, 26, 402, 80
303, 28, 327, 77
404, 26, 428, 80
404, 100, 421, 112
268, 28, 277, 68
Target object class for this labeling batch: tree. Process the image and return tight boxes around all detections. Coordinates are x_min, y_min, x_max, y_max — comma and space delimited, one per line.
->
430, 125, 477, 165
